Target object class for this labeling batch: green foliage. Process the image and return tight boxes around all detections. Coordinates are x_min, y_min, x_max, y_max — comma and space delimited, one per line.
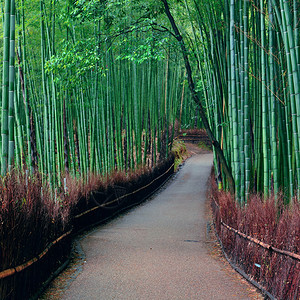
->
64, 0, 106, 20
116, 34, 169, 63
172, 140, 187, 170
45, 38, 101, 85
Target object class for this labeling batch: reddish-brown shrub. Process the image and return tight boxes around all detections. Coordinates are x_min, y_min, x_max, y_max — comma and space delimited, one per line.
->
0, 155, 175, 299
210, 172, 300, 299
0, 171, 70, 271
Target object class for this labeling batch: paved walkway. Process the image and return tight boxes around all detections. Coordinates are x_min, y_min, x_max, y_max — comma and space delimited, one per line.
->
41, 154, 261, 300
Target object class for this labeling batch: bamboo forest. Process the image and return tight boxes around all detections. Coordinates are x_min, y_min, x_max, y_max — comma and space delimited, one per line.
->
0, 0, 299, 299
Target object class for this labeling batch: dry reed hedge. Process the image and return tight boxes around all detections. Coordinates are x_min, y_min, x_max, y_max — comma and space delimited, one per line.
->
210, 173, 300, 299
0, 155, 175, 299
0, 170, 73, 299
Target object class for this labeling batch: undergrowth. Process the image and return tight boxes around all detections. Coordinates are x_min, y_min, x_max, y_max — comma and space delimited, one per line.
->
171, 140, 187, 170
0, 171, 72, 272
197, 141, 212, 151
210, 172, 300, 299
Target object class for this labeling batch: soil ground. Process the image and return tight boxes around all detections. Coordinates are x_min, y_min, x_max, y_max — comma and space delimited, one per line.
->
40, 143, 263, 300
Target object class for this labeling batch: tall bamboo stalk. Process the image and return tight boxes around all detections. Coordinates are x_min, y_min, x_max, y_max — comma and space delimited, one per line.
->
1, 0, 11, 175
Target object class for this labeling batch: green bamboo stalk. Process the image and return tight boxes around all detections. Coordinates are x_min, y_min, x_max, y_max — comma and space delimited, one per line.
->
40, 0, 52, 182
295, 0, 299, 65
1, 0, 11, 175
277, 30, 294, 197
243, 0, 251, 199
20, 0, 32, 171
268, 1, 278, 195
282, 0, 300, 195
229, 0, 240, 198
8, 0, 15, 171
260, 0, 270, 196
238, 0, 245, 202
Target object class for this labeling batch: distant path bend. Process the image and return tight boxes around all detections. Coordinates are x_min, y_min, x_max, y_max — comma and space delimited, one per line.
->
44, 153, 261, 300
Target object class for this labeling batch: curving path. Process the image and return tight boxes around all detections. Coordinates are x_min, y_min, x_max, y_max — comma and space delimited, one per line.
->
41, 153, 261, 300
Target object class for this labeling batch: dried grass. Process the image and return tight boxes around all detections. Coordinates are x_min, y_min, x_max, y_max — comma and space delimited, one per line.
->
210, 173, 300, 299
0, 171, 71, 272
0, 156, 175, 299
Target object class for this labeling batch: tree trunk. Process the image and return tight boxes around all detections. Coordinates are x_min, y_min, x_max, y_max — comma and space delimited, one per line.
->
161, 0, 235, 194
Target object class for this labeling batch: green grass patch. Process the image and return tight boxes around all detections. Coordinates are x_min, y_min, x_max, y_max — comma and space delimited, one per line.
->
172, 140, 187, 170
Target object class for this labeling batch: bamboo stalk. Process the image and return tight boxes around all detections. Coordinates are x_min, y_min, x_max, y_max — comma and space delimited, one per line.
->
1, 0, 11, 175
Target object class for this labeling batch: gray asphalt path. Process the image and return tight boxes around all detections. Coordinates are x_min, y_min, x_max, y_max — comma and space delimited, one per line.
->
58, 154, 259, 300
